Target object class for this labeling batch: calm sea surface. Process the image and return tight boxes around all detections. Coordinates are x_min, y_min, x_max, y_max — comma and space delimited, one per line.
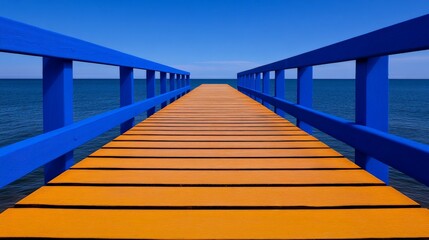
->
0, 78, 428, 211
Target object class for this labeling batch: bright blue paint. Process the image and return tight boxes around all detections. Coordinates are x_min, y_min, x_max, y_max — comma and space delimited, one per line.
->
146, 70, 156, 117
179, 75, 183, 97
238, 14, 429, 76
120, 66, 134, 133
247, 74, 255, 99
175, 75, 181, 98
239, 86, 429, 187
186, 75, 191, 93
274, 70, 285, 117
297, 66, 313, 134
0, 17, 190, 189
246, 74, 251, 91
169, 73, 176, 103
0, 17, 189, 75
237, 15, 429, 187
355, 56, 389, 183
160, 72, 167, 108
242, 75, 246, 88
254, 73, 262, 103
182, 75, 186, 95
42, 57, 74, 183
262, 71, 270, 108
0, 87, 189, 188
1, 1, 428, 79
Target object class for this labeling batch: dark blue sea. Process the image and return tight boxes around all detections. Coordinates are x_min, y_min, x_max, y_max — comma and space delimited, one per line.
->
0, 78, 428, 211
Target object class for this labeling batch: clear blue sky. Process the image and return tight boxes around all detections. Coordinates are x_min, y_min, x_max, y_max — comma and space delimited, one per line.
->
1, 0, 429, 79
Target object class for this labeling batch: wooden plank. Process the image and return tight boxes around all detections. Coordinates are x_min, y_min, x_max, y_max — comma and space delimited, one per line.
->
1, 208, 429, 239
143, 118, 289, 123
2, 84, 428, 239
154, 110, 274, 113
150, 117, 280, 119
73, 157, 359, 169
152, 110, 277, 114
130, 126, 301, 131
115, 134, 318, 141
135, 122, 296, 127
103, 141, 329, 149
123, 130, 308, 136
140, 120, 291, 124
90, 148, 342, 158
151, 113, 278, 116
49, 169, 383, 185
16, 186, 418, 208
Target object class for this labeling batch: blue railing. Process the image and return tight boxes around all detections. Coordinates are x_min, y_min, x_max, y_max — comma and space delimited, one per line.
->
238, 14, 429, 186
0, 17, 190, 187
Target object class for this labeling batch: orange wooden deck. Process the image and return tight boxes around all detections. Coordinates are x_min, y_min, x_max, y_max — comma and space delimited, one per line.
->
0, 84, 429, 239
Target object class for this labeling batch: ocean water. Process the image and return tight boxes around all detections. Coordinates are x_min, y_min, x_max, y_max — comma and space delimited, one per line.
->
0, 78, 428, 211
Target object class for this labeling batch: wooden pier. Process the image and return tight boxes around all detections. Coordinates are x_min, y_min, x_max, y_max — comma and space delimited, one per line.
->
0, 84, 428, 239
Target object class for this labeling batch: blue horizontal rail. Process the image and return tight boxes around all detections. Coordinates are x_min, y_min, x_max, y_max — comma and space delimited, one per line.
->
0, 17, 188, 75
0, 17, 191, 186
0, 87, 189, 188
237, 14, 429, 186
239, 87, 429, 186
239, 14, 429, 75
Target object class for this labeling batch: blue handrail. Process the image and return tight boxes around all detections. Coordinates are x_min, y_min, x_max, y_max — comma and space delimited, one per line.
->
237, 14, 429, 187
0, 17, 190, 187
0, 17, 188, 75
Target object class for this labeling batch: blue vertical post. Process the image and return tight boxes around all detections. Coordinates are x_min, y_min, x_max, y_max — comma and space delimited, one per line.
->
242, 75, 247, 91
42, 57, 74, 183
245, 74, 251, 97
180, 75, 185, 96
254, 72, 262, 103
355, 56, 389, 183
179, 75, 184, 97
275, 69, 285, 117
297, 66, 313, 134
245, 74, 250, 96
186, 75, 190, 92
262, 71, 270, 108
238, 75, 242, 88
169, 73, 176, 103
120, 66, 134, 133
160, 72, 167, 108
176, 75, 181, 98
146, 70, 155, 117
250, 74, 256, 99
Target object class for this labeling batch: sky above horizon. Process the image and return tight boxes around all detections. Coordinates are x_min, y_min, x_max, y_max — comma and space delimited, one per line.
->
1, 0, 429, 79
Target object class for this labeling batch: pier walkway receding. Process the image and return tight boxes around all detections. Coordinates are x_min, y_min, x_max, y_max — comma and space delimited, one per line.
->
1, 84, 429, 239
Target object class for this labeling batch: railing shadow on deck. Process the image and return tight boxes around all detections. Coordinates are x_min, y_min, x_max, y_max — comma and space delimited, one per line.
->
0, 17, 190, 187
237, 14, 429, 187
